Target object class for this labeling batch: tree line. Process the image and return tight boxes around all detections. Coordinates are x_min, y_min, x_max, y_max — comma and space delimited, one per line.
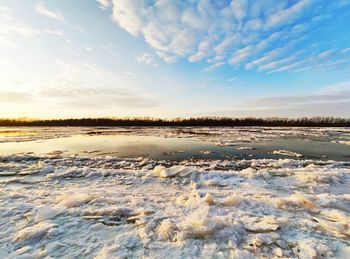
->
0, 117, 349, 127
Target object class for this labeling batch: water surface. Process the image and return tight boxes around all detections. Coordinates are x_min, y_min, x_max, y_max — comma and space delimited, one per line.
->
0, 127, 350, 161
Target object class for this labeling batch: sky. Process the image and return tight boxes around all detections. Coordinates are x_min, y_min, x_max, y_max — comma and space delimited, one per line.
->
0, 0, 350, 119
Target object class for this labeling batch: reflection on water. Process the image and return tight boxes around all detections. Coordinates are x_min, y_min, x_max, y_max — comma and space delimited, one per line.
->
0, 128, 350, 161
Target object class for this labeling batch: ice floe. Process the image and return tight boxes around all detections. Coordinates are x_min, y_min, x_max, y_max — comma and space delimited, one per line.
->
0, 127, 349, 258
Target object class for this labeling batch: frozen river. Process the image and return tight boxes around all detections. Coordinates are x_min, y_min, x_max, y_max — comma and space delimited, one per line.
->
0, 127, 349, 258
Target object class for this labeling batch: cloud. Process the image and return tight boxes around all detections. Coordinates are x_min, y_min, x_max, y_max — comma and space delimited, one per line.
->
97, 0, 111, 10
0, 59, 160, 110
196, 81, 350, 117
189, 37, 218, 62
317, 50, 335, 58
0, 91, 33, 103
227, 77, 238, 82
251, 91, 350, 107
241, 80, 350, 114
35, 2, 65, 22
135, 53, 159, 67
257, 57, 294, 71
200, 101, 350, 118
229, 45, 254, 65
37, 60, 160, 109
44, 29, 64, 36
317, 80, 350, 94
102, 1, 348, 74
203, 62, 225, 72
260, 47, 350, 73
0, 35, 17, 47
245, 48, 284, 69
269, 60, 305, 73
41, 86, 158, 109
107, 0, 304, 66
0, 6, 41, 38
264, 0, 311, 29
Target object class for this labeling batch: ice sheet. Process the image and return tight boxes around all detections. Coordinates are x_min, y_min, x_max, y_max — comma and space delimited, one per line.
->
0, 153, 349, 258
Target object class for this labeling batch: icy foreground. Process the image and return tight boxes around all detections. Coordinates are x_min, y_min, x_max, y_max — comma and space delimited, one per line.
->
0, 154, 349, 259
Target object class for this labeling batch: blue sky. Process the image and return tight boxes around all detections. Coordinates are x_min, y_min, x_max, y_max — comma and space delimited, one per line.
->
0, 0, 350, 118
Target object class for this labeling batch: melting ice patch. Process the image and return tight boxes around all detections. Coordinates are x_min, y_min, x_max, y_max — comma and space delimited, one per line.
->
272, 150, 303, 157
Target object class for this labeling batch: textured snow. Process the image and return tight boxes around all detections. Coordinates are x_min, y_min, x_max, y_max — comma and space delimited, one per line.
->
1, 154, 349, 258
0, 127, 349, 258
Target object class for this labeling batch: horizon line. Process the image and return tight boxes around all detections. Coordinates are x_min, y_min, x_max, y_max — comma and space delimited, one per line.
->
1, 116, 350, 121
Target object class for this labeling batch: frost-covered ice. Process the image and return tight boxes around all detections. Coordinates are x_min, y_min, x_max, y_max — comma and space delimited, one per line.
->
0, 153, 349, 258
0, 127, 350, 258
272, 150, 303, 158
1, 126, 350, 145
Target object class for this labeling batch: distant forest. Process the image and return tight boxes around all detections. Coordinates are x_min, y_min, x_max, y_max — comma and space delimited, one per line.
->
0, 117, 349, 127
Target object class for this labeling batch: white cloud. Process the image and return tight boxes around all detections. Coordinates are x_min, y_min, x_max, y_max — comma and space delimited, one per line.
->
6, 60, 159, 110
135, 53, 159, 67
315, 59, 348, 70
0, 35, 16, 47
264, 0, 311, 29
35, 2, 65, 22
0, 91, 33, 103
104, 0, 347, 74
227, 77, 238, 82
189, 37, 217, 62
317, 80, 350, 94
42, 61, 159, 108
0, 6, 41, 37
71, 25, 86, 33
244, 19, 263, 30
245, 48, 284, 69
204, 80, 350, 117
44, 29, 64, 36
269, 60, 305, 73
0, 5, 43, 48
265, 48, 350, 73
213, 34, 241, 56
251, 89, 350, 108
231, 0, 248, 23
97, 0, 111, 10
229, 45, 254, 65
111, 0, 145, 37
203, 62, 225, 73
258, 57, 294, 71
317, 50, 335, 58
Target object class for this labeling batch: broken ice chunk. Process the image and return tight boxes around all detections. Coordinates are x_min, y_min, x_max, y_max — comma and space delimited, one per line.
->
153, 165, 194, 178
217, 195, 241, 207
157, 219, 178, 241
14, 222, 57, 242
35, 206, 63, 222
57, 193, 96, 208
